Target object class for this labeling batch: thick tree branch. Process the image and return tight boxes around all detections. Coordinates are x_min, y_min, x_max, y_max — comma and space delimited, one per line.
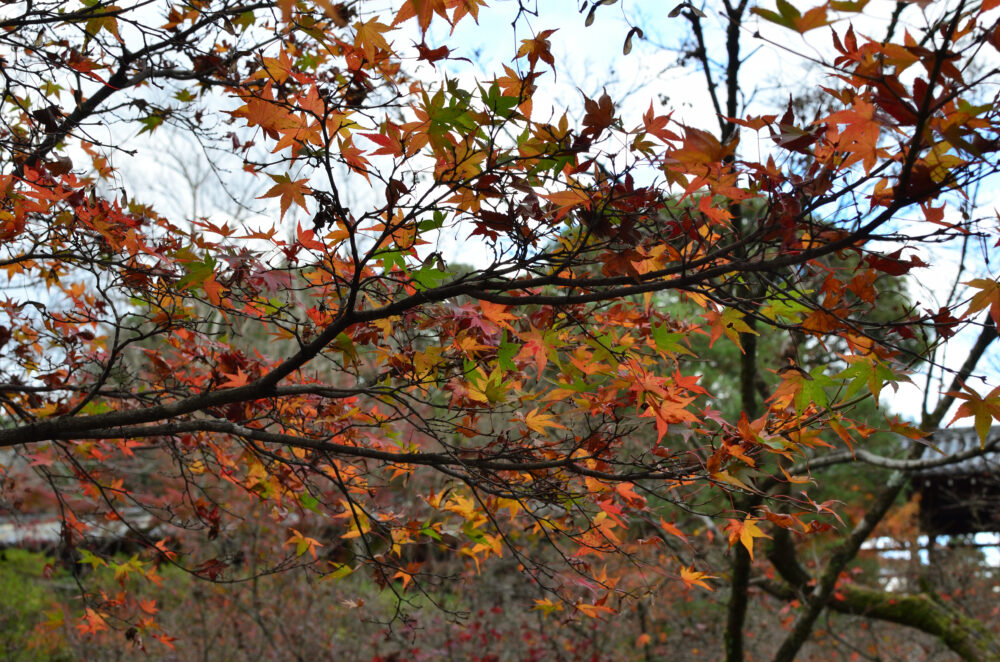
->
31, 417, 704, 483
759, 578, 1000, 661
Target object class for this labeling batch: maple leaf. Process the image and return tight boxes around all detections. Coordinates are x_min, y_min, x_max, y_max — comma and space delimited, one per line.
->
151, 633, 178, 649
711, 469, 753, 492
517, 29, 557, 71
659, 517, 689, 543
137, 598, 158, 615
835, 356, 904, 406
285, 529, 324, 559
394, 0, 450, 32
76, 608, 108, 635
251, 49, 296, 84
725, 516, 772, 560
220, 367, 250, 388
752, 0, 829, 32
582, 92, 615, 137
230, 84, 296, 136
703, 308, 758, 352
85, 4, 122, 41
533, 598, 563, 615
946, 384, 1000, 444
576, 601, 615, 618
339, 137, 372, 180
964, 278, 1000, 326
517, 326, 556, 374
362, 121, 406, 157
543, 187, 591, 221
450, 0, 487, 24
354, 18, 394, 62
522, 407, 567, 436
642, 103, 679, 143
258, 173, 311, 219
679, 565, 715, 591
615, 482, 646, 508
415, 41, 450, 65
864, 248, 928, 276
202, 273, 224, 306
824, 99, 882, 172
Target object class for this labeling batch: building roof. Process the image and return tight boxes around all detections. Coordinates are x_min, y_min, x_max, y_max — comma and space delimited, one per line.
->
916, 427, 1000, 477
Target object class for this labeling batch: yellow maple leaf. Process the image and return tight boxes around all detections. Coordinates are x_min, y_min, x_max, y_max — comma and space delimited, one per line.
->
444, 492, 478, 520
285, 528, 324, 559
725, 516, 772, 560
354, 17, 393, 61
710, 469, 752, 492
533, 598, 563, 615
523, 407, 567, 436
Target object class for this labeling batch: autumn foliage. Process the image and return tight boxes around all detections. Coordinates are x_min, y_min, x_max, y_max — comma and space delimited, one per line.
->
1, 0, 1000, 655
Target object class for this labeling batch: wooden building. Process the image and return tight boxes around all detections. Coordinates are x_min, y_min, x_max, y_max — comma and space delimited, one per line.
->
913, 428, 1000, 535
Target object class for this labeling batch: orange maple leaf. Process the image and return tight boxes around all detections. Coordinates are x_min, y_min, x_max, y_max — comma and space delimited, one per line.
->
964, 278, 1000, 326
285, 528, 324, 559
642, 102, 679, 143
825, 99, 882, 173
450, 0, 487, 25
516, 326, 553, 374
76, 608, 108, 635
517, 29, 557, 70
220, 367, 250, 388
575, 601, 615, 618
251, 49, 295, 84
259, 173, 311, 219
230, 85, 295, 136
679, 565, 715, 591
615, 482, 646, 508
393, 0, 450, 32
543, 188, 591, 221
659, 517, 689, 543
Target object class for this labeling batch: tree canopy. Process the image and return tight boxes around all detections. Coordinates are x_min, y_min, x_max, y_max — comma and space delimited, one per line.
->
2, 0, 1000, 657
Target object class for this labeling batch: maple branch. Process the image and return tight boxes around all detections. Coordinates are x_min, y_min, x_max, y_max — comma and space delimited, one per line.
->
8, 1, 276, 173
685, 10, 726, 134
757, 577, 1000, 661
0, 2, 136, 30
24, 417, 701, 483
0, 186, 918, 454
882, 2, 908, 44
